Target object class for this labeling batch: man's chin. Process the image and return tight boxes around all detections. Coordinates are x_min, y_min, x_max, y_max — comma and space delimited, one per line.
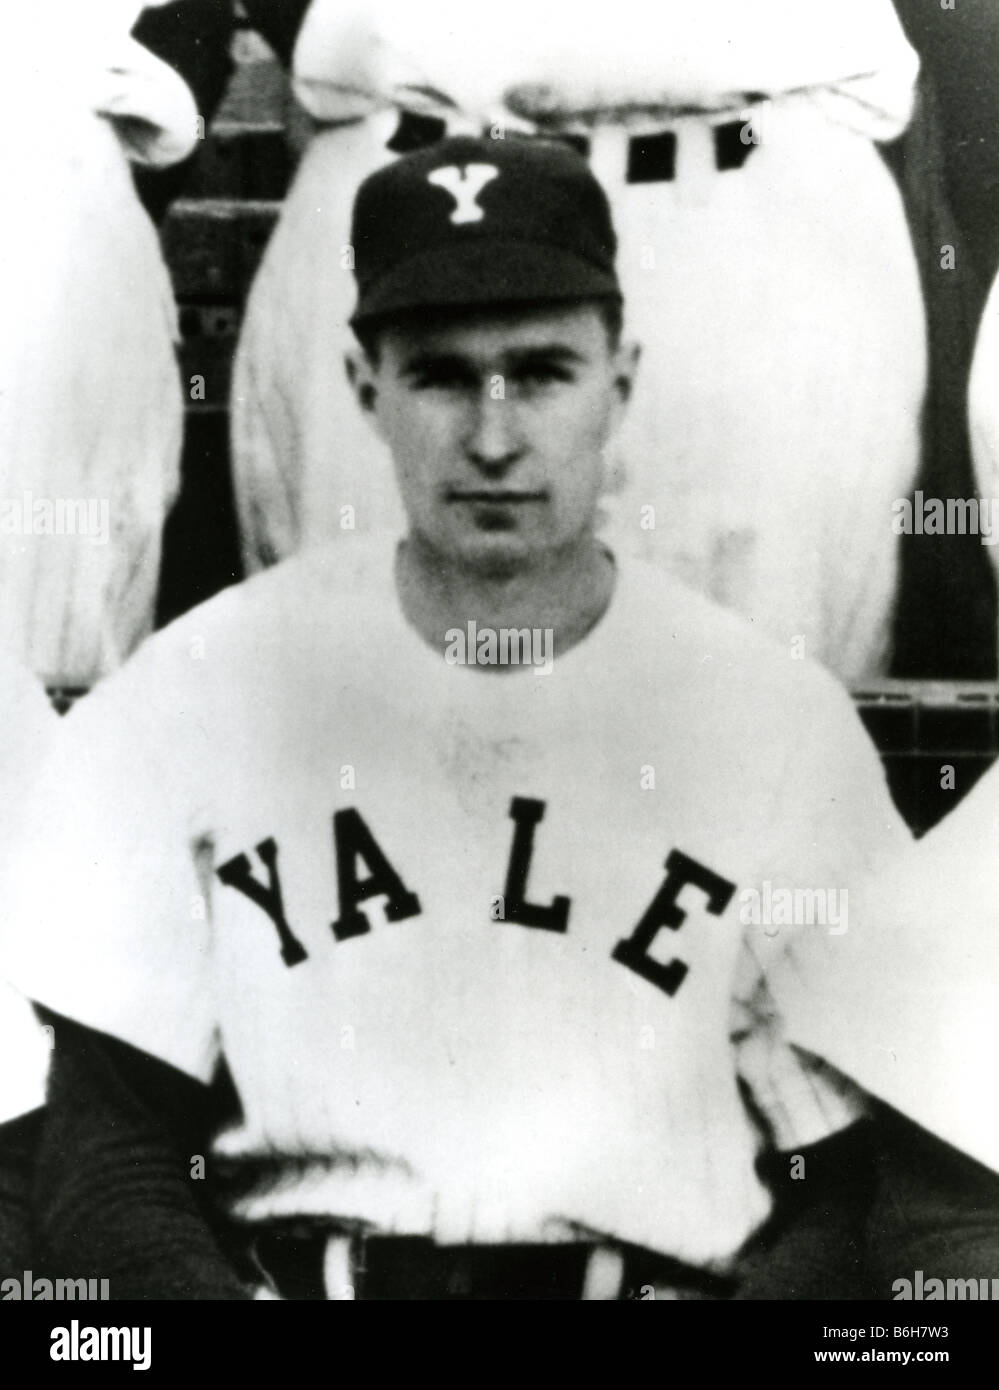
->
456, 537, 531, 580
415, 522, 600, 580
407, 518, 591, 580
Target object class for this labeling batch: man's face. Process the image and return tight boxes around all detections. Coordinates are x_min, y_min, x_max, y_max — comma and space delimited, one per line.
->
350, 302, 637, 576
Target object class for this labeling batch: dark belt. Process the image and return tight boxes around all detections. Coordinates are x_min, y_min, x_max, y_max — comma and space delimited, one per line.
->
250, 1226, 736, 1301
386, 111, 755, 182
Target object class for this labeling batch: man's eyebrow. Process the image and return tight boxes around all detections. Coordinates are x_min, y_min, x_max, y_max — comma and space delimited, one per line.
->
398, 343, 589, 376
399, 351, 477, 377
507, 345, 588, 365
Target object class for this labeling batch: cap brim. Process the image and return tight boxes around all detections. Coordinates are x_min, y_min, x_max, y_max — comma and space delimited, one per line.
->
350, 238, 620, 327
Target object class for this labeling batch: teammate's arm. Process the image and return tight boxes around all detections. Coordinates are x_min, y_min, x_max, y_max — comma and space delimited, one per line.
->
0, 1109, 42, 1276
34, 1008, 251, 1301
865, 1103, 999, 1294
733, 1115, 879, 1300
732, 1096, 999, 1301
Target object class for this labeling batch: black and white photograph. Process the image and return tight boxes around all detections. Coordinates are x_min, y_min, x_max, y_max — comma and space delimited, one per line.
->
2, 0, 999, 1362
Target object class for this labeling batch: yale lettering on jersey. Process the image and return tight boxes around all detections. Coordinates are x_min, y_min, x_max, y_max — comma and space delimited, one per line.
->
215, 798, 736, 998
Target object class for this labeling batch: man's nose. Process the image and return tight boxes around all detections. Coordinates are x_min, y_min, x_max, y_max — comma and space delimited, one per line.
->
464, 391, 524, 472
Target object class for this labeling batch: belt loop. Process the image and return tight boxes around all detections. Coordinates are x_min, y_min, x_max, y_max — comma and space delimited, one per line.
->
625, 130, 677, 185
581, 1245, 627, 1300
715, 114, 756, 172
675, 119, 715, 210
323, 1233, 357, 1301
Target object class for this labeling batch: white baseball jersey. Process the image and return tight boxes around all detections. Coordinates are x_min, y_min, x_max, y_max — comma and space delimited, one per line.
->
3, 537, 909, 1267
0, 653, 58, 1125
970, 263, 999, 572
231, 0, 924, 682
772, 758, 999, 1177
0, 3, 197, 688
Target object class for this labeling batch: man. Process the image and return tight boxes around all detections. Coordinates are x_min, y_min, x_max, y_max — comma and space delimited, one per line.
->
231, 0, 925, 684
4, 137, 913, 1300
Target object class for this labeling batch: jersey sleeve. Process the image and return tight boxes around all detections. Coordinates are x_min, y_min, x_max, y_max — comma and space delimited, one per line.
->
772, 759, 999, 1174
0, 639, 220, 1084
0, 982, 49, 1124
731, 663, 913, 1151
0, 654, 59, 1121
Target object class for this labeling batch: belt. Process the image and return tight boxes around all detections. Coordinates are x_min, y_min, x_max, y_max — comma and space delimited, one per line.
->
385, 110, 756, 182
249, 1227, 736, 1301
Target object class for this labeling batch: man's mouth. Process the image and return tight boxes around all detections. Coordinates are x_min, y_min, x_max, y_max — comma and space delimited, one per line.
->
446, 491, 547, 503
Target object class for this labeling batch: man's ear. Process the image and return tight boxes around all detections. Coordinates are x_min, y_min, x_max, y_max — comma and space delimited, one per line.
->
344, 348, 379, 419
608, 340, 641, 430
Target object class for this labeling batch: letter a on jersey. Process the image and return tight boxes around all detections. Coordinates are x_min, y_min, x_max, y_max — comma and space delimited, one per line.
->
331, 809, 422, 941
427, 164, 499, 224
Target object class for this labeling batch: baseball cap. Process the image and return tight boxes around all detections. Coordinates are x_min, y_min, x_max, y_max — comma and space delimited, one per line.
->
349, 134, 621, 328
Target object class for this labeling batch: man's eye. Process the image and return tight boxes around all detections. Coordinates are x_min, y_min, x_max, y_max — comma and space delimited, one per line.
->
515, 364, 573, 387
411, 369, 475, 390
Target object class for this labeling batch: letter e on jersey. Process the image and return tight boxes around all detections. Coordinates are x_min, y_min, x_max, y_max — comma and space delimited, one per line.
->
612, 850, 736, 997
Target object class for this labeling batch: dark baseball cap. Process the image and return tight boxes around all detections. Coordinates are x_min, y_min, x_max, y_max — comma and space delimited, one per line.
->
349, 134, 621, 328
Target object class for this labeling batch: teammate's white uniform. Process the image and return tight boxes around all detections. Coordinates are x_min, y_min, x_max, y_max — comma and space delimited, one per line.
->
773, 758, 999, 1178
231, 0, 925, 682
0, 2, 197, 688
0, 655, 58, 1127
0, 983, 50, 1130
3, 537, 909, 1275
970, 265, 999, 599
